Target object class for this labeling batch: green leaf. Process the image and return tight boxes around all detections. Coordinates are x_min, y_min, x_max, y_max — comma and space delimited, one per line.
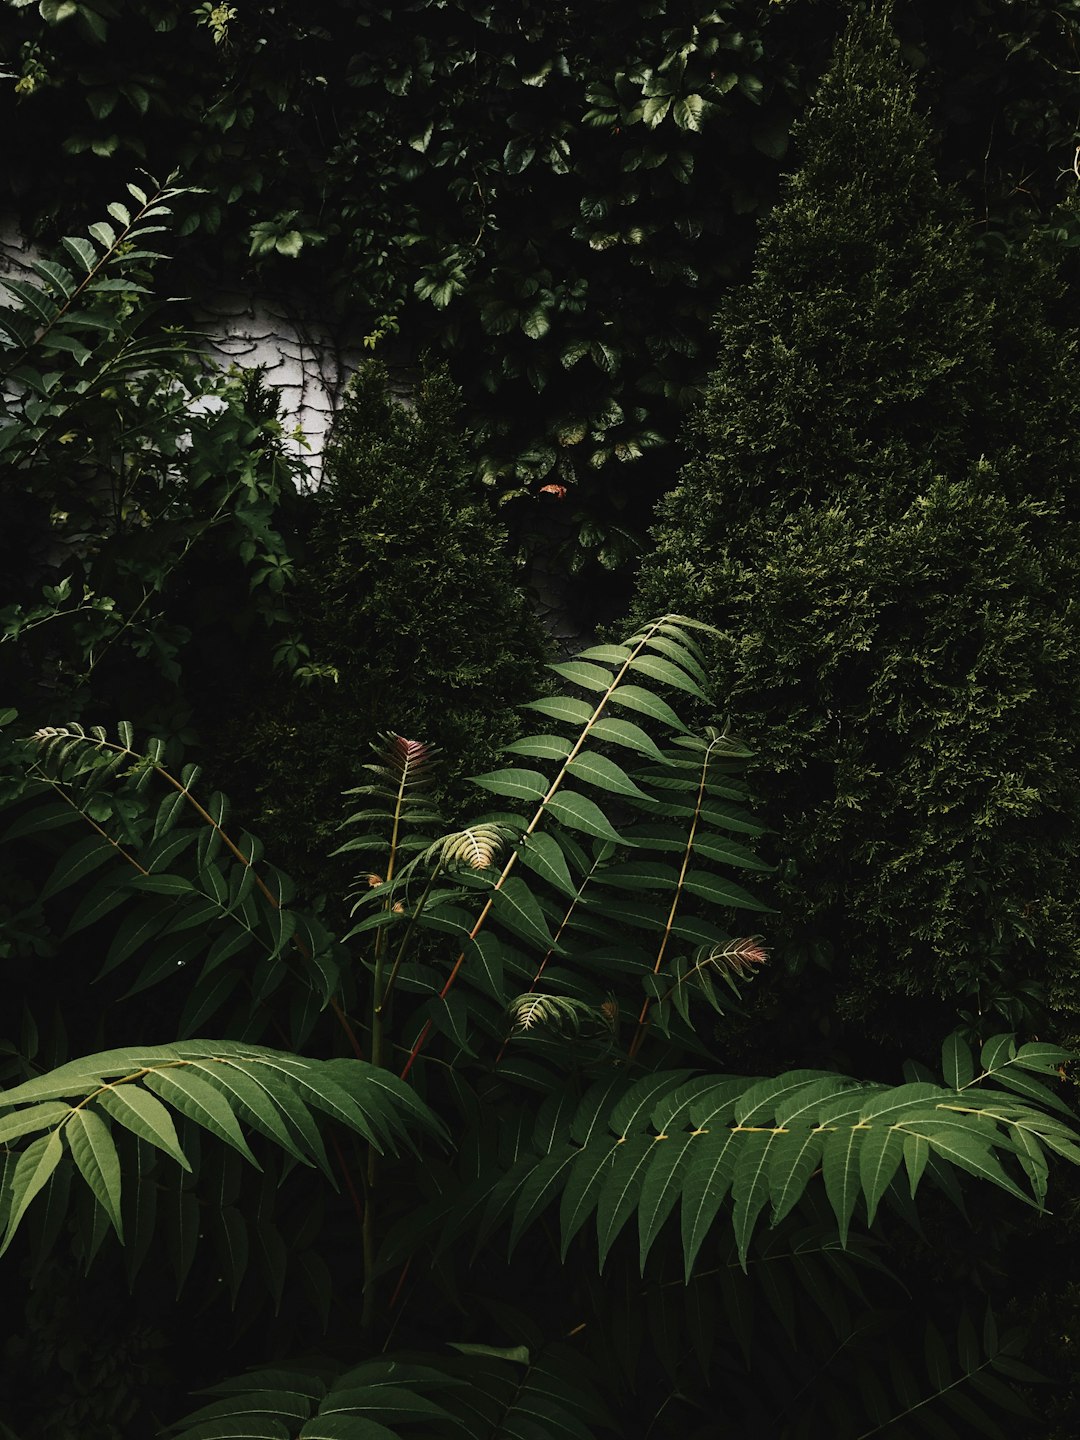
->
1, 1131, 64, 1254
681, 1128, 739, 1278
566, 750, 650, 800
60, 235, 98, 274
821, 1125, 862, 1244
505, 734, 573, 762
472, 768, 550, 802
491, 876, 558, 951
859, 1126, 904, 1225
922, 1128, 1031, 1205
767, 1126, 824, 1225
543, 790, 624, 842
610, 684, 690, 733
145, 1069, 259, 1165
731, 1130, 778, 1266
522, 696, 595, 727
596, 1136, 654, 1267
0, 1101, 70, 1145
587, 716, 667, 762
550, 661, 614, 692
629, 653, 707, 699
518, 832, 578, 898
942, 1032, 974, 1089
66, 1108, 123, 1237
92, 1085, 191, 1168
637, 1132, 694, 1270
40, 835, 116, 901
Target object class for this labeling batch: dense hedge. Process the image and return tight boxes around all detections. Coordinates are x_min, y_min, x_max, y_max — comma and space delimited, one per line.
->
630, 10, 1080, 1040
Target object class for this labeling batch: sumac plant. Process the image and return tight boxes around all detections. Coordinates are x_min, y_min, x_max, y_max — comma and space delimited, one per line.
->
0, 620, 1077, 1437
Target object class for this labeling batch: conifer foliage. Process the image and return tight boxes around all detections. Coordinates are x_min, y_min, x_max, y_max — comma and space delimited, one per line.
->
630, 8, 1080, 1030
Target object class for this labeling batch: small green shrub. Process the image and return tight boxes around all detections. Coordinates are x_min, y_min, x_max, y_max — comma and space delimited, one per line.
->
232, 361, 550, 887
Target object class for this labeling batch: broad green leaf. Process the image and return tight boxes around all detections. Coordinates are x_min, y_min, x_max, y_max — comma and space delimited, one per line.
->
821, 1126, 862, 1244
522, 696, 595, 727
0, 1102, 69, 1145
1, 1131, 64, 1254
505, 734, 573, 762
472, 768, 550, 803
60, 235, 98, 274
1013, 1041, 1073, 1075
549, 660, 614, 692
587, 715, 667, 762
544, 790, 624, 842
426, 995, 476, 1057
491, 876, 558, 950
681, 1128, 739, 1278
93, 1084, 190, 1167
637, 1132, 694, 1270
566, 750, 650, 800
680, 868, 773, 912
980, 1034, 1016, 1074
942, 1032, 974, 1089
509, 1145, 578, 1252
610, 684, 690, 733
858, 1126, 904, 1224
145, 1069, 259, 1165
767, 1126, 824, 1225
518, 832, 578, 898
596, 1135, 654, 1267
66, 1108, 123, 1237
189, 1062, 310, 1165
40, 834, 117, 901
731, 1130, 778, 1266
734, 1071, 830, 1126
628, 653, 706, 699
559, 1139, 618, 1256
922, 1128, 1031, 1204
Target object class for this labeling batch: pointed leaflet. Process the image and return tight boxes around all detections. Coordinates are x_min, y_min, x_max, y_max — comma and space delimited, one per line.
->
505, 734, 573, 762
0, 1102, 70, 1146
921, 1128, 1033, 1205
40, 834, 118, 902
681, 1128, 740, 1279
942, 1032, 974, 1090
145, 1070, 260, 1165
767, 1127, 825, 1226
473, 768, 550, 803
509, 1146, 579, 1252
822, 1125, 862, 1245
518, 831, 578, 899
566, 751, 650, 801
628, 653, 707, 699
549, 660, 614, 691
731, 1131, 783, 1267
94, 1082, 190, 1168
609, 684, 691, 733
523, 696, 595, 727
859, 1126, 905, 1225
638, 1133, 696, 1271
491, 875, 559, 951
588, 716, 667, 762
1, 1131, 64, 1255
559, 1139, 620, 1257
596, 1136, 655, 1268
188, 1061, 311, 1166
544, 790, 625, 843
66, 1109, 123, 1238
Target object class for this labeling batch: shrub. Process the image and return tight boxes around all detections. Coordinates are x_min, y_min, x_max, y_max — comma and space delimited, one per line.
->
628, 8, 1080, 1039
232, 361, 550, 887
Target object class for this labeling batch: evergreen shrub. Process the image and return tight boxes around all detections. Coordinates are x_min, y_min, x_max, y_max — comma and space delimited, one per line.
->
629, 8, 1080, 1038
238, 361, 549, 885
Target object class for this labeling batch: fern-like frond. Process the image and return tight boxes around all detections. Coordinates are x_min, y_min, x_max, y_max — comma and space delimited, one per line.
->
0, 1042, 442, 1259
484, 1033, 1079, 1276
506, 992, 615, 1039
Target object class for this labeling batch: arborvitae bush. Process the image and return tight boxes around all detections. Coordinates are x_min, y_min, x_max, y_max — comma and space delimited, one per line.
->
629, 8, 1080, 1042
236, 362, 549, 888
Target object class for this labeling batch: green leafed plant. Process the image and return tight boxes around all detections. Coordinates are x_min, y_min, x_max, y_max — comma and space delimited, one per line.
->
1, 620, 1078, 1436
